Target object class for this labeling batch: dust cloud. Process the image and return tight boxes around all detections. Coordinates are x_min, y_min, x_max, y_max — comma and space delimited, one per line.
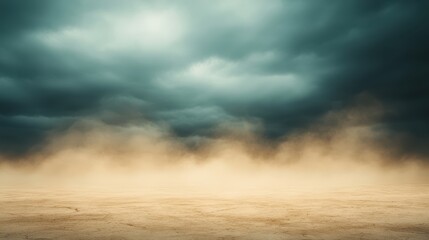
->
1, 97, 428, 191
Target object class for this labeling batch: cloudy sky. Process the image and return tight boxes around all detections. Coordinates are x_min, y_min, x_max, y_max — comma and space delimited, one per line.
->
0, 0, 428, 161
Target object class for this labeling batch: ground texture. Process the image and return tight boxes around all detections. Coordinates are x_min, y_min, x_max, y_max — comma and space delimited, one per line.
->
1, 185, 428, 239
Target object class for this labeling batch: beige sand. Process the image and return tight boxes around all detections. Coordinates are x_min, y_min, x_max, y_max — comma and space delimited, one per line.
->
1, 185, 428, 240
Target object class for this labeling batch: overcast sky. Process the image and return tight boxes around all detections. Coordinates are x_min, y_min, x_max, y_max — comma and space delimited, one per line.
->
0, 0, 428, 160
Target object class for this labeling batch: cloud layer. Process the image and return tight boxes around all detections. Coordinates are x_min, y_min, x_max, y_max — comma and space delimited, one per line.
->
0, 0, 428, 161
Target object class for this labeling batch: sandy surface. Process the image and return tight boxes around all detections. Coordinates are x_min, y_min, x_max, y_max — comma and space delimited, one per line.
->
1, 185, 428, 240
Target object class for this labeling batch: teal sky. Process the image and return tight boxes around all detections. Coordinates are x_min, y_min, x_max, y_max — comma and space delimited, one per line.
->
0, 0, 428, 160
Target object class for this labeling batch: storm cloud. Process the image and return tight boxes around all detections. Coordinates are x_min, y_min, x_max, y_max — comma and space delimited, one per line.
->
0, 0, 428, 160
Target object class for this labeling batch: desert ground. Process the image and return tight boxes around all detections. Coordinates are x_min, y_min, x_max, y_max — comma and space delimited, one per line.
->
0, 185, 428, 240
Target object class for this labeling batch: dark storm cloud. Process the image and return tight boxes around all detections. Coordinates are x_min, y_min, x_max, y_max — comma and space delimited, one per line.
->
0, 0, 428, 159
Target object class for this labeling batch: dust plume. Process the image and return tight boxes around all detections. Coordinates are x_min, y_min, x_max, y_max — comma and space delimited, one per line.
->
1, 97, 428, 192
